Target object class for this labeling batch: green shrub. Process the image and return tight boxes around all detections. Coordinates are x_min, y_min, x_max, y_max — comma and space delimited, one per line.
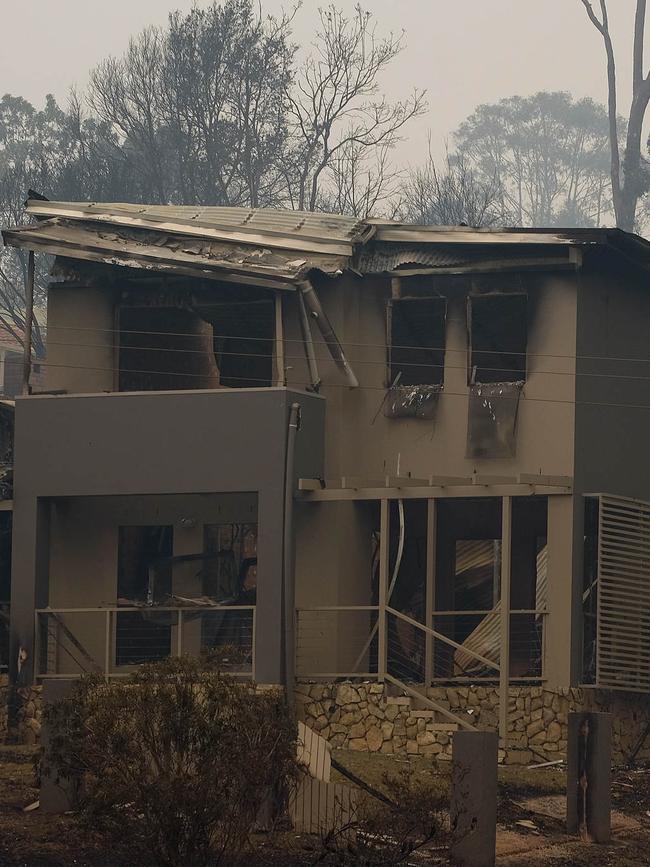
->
43, 657, 299, 867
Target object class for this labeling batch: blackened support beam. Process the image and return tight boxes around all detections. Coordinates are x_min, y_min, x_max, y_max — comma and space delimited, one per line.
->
566, 711, 612, 843
450, 730, 498, 867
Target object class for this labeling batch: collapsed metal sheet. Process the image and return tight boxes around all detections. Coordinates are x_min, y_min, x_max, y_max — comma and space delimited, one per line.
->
384, 384, 442, 420
466, 382, 523, 458
356, 243, 475, 274
2, 219, 349, 288
25, 200, 373, 256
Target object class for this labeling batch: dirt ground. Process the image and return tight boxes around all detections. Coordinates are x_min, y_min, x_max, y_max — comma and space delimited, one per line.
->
0, 745, 649, 866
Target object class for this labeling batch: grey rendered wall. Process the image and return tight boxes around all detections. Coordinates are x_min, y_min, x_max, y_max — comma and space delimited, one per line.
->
572, 256, 650, 684
284, 268, 580, 686
11, 387, 324, 683
284, 270, 578, 481
574, 258, 650, 499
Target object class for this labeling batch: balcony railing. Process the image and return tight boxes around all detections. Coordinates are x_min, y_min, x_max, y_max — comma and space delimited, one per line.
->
35, 605, 256, 680
296, 604, 547, 684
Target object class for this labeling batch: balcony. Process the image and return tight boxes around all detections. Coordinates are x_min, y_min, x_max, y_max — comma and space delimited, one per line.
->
35, 605, 256, 680
11, 387, 324, 685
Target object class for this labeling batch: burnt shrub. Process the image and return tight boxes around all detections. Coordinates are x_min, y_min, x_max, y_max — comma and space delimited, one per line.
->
43, 657, 299, 867
319, 768, 448, 866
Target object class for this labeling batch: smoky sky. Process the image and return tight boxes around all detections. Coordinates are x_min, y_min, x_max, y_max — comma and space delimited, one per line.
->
1, 0, 646, 165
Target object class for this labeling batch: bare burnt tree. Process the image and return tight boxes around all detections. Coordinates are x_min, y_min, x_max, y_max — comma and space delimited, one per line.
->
402, 148, 508, 227
162, 0, 294, 207
318, 137, 404, 218
89, 27, 170, 203
285, 4, 426, 212
90, 1, 295, 208
0, 87, 127, 354
579, 0, 650, 230
0, 94, 80, 355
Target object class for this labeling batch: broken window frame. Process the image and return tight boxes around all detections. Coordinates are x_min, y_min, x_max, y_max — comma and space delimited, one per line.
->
466, 381, 523, 459
385, 282, 447, 420
467, 292, 528, 386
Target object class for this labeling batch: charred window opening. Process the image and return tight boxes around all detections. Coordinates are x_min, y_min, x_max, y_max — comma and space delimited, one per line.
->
119, 307, 221, 392
116, 525, 173, 665
386, 297, 446, 420
468, 294, 527, 384
389, 298, 446, 386
199, 301, 274, 389
118, 293, 274, 393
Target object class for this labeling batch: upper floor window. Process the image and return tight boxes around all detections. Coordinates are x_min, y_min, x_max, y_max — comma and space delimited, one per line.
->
118, 290, 275, 393
468, 293, 527, 384
388, 297, 447, 387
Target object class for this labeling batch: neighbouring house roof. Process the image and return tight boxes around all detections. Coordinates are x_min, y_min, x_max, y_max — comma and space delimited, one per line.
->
3, 200, 650, 289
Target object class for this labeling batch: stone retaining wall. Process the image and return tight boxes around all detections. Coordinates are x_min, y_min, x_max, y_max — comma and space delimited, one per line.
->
0, 678, 42, 745
15, 685, 42, 745
296, 681, 650, 765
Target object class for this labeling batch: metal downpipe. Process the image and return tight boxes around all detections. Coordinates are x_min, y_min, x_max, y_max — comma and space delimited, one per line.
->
298, 280, 359, 389
283, 402, 301, 711
297, 287, 321, 392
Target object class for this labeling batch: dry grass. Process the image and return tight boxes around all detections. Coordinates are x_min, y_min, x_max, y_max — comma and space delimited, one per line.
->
0, 744, 648, 866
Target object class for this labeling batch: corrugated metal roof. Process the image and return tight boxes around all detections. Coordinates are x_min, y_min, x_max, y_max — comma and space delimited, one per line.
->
356, 243, 475, 273
25, 201, 372, 257
4, 200, 650, 285
3, 219, 348, 289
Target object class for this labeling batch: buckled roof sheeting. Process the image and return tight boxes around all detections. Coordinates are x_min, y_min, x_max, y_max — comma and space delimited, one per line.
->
356, 243, 477, 273
4, 201, 650, 287
24, 201, 373, 256
2, 218, 352, 289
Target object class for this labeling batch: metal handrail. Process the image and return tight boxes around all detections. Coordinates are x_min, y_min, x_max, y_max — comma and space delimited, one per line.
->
296, 605, 379, 612
35, 605, 257, 680
386, 605, 500, 673
35, 605, 255, 614
432, 608, 548, 616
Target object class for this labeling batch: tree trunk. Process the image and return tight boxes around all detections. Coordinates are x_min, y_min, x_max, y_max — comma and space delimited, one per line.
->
620, 85, 650, 231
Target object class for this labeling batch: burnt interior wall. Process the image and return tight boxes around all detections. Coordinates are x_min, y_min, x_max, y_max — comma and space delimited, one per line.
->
119, 307, 220, 392
46, 260, 276, 395
199, 299, 274, 388
119, 285, 275, 393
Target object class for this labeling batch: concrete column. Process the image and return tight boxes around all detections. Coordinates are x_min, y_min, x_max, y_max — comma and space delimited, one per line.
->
10, 497, 50, 685
450, 731, 498, 867
545, 495, 576, 688
566, 711, 612, 843
40, 679, 77, 814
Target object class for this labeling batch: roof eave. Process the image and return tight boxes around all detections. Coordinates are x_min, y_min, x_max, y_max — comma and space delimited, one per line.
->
2, 224, 306, 291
